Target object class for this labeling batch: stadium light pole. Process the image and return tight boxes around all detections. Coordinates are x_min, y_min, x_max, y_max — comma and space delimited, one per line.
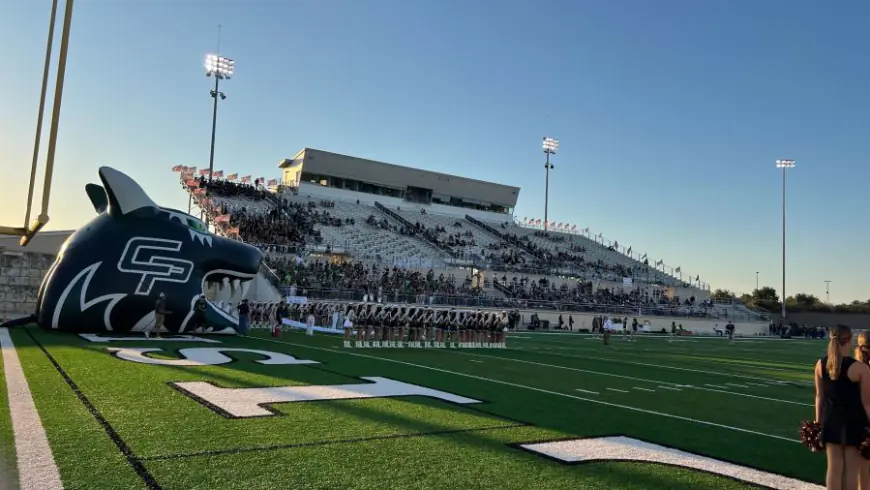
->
205, 53, 234, 183
776, 159, 795, 321
542, 137, 558, 231
825, 280, 831, 304
755, 271, 759, 292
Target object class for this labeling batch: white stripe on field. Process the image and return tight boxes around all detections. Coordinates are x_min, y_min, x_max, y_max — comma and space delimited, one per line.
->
633, 387, 655, 392
607, 388, 629, 393
575, 388, 599, 395
658, 386, 682, 391
0, 328, 63, 490
726, 383, 749, 388
248, 336, 801, 444
449, 351, 811, 407
515, 344, 810, 385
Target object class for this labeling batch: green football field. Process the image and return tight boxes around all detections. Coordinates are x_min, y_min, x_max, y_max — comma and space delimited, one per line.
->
0, 327, 827, 489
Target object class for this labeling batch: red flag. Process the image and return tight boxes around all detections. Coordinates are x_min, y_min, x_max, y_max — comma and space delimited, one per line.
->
199, 169, 210, 176
212, 170, 224, 178
241, 175, 251, 183
171, 165, 183, 172
227, 173, 238, 181
186, 179, 199, 188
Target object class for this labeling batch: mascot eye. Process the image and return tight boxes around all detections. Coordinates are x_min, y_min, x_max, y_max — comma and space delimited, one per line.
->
187, 218, 207, 232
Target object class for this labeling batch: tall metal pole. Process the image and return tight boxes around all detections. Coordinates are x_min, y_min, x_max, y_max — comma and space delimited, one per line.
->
544, 151, 550, 231
755, 271, 759, 291
825, 280, 831, 304
781, 165, 786, 321
207, 74, 220, 183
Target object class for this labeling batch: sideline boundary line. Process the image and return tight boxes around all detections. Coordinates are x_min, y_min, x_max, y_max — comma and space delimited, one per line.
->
245, 335, 801, 444
0, 328, 63, 490
24, 329, 161, 489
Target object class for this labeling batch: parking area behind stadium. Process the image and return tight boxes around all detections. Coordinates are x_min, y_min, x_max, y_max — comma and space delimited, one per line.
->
1, 327, 825, 489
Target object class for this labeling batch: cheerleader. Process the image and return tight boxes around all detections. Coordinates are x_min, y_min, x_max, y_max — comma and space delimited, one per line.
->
354, 305, 368, 348
434, 308, 447, 348
815, 324, 870, 490
423, 308, 436, 348
854, 331, 870, 490
343, 304, 355, 348
447, 310, 459, 348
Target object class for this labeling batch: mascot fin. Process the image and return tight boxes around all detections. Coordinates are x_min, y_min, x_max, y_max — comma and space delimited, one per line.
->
85, 184, 109, 214
98, 167, 158, 217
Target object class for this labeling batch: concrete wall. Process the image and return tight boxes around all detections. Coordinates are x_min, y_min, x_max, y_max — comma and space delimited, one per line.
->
768, 311, 870, 330
518, 309, 768, 336
0, 251, 54, 316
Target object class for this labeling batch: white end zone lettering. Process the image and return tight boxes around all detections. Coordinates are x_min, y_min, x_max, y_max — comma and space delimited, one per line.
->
107, 347, 319, 366
519, 436, 822, 490
80, 334, 220, 343
171, 376, 482, 418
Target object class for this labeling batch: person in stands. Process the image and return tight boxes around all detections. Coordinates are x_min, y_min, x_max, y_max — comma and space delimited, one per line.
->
814, 324, 870, 490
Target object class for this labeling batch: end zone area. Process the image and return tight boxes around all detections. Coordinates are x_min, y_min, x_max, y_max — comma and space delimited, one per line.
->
1, 327, 825, 489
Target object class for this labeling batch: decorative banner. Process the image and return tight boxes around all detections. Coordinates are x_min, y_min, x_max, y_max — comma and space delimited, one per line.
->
241, 175, 251, 183
186, 179, 199, 188
226, 173, 238, 181
266, 179, 278, 186
199, 169, 210, 176
214, 215, 230, 223
212, 170, 224, 178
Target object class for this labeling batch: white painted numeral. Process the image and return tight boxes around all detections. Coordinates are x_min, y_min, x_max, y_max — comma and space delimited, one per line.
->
519, 437, 822, 490
172, 376, 481, 418
107, 347, 318, 366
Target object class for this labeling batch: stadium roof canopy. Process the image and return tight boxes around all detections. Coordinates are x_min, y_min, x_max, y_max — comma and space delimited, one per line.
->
280, 148, 521, 210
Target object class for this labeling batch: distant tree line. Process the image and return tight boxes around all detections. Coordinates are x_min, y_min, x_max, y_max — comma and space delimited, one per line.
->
710, 287, 870, 314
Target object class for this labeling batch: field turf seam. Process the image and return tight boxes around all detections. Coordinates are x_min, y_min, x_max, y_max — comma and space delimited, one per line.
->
139, 422, 527, 461
25, 329, 162, 490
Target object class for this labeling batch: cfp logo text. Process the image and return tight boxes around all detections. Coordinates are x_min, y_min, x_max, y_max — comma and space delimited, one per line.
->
117, 237, 194, 295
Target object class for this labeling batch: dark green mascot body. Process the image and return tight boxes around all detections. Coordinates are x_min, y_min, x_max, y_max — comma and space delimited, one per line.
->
34, 167, 263, 334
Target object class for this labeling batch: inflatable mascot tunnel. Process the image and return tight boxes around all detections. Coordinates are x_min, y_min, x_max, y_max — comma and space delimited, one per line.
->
34, 166, 263, 334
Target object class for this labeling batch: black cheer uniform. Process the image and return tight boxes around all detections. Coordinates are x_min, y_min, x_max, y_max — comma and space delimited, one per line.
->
820, 356, 870, 446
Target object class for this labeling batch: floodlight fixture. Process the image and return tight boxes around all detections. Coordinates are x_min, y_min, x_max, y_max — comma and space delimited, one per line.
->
775, 159, 795, 169
543, 137, 559, 155
205, 54, 234, 79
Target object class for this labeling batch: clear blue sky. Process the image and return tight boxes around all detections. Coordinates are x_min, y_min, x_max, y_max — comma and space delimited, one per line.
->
1, 0, 868, 304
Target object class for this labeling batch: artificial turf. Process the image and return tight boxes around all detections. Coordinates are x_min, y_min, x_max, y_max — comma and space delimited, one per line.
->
1, 326, 826, 489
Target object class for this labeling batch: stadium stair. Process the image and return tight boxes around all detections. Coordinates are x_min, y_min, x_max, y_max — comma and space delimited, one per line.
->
374, 202, 458, 258
464, 215, 538, 257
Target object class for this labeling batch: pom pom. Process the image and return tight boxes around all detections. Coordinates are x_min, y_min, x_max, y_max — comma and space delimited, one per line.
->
799, 421, 824, 452
859, 429, 870, 460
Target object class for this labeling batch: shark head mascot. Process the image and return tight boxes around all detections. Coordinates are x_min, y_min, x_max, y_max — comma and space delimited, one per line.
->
34, 167, 263, 334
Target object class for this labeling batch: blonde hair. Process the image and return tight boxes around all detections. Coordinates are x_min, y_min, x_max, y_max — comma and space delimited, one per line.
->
855, 331, 870, 364
827, 324, 853, 380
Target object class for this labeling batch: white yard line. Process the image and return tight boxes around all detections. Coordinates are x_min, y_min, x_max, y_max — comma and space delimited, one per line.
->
575, 388, 599, 395
606, 388, 629, 393
726, 383, 750, 388
633, 387, 656, 392
449, 351, 812, 407
705, 384, 727, 389
658, 386, 682, 391
513, 344, 811, 385
248, 336, 802, 444
0, 328, 63, 490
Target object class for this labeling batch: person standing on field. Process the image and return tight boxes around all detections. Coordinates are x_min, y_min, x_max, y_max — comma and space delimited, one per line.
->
146, 292, 170, 339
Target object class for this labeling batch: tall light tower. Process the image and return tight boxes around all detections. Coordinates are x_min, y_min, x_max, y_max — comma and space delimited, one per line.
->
542, 137, 558, 231
776, 159, 795, 321
755, 271, 759, 292
825, 280, 831, 304
204, 53, 234, 183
